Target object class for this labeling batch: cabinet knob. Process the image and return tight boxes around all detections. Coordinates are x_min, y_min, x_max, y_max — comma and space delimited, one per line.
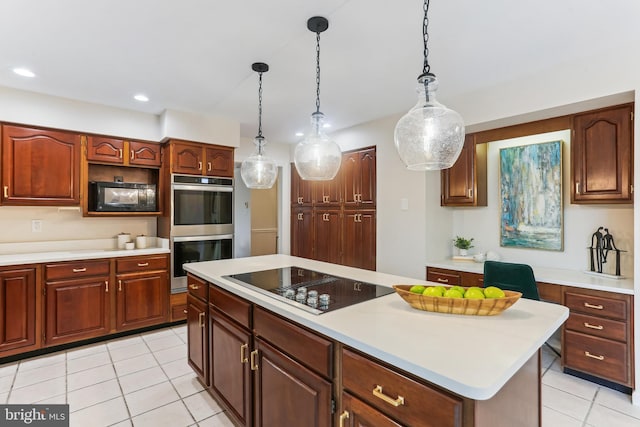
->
208, 162, 212, 172
250, 350, 259, 371
575, 182, 581, 195
119, 148, 123, 159
240, 343, 249, 363
183, 309, 187, 314
105, 281, 109, 292
130, 149, 135, 160
198, 161, 203, 171
3, 186, 8, 198
339, 411, 350, 427
198, 312, 205, 328
118, 280, 122, 292
189, 284, 200, 290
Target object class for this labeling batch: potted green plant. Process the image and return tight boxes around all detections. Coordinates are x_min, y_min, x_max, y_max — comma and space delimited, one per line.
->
453, 236, 474, 256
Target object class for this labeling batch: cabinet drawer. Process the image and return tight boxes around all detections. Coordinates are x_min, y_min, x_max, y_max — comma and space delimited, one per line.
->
565, 292, 627, 320
537, 282, 562, 304
45, 260, 110, 280
186, 274, 207, 302
342, 348, 463, 427
209, 285, 251, 329
116, 255, 167, 274
426, 268, 460, 286
565, 312, 627, 342
564, 330, 629, 385
254, 307, 333, 379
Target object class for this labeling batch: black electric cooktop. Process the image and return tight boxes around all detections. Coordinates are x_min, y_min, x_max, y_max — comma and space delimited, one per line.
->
223, 266, 394, 315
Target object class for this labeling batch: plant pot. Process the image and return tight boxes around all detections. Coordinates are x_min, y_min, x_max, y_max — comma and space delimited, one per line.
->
458, 249, 468, 256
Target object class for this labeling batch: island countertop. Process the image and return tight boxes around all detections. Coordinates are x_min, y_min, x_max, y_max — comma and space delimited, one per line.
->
183, 254, 569, 401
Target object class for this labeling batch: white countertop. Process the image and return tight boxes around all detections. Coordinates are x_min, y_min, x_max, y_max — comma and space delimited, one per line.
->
0, 238, 170, 266
428, 259, 634, 295
183, 254, 569, 401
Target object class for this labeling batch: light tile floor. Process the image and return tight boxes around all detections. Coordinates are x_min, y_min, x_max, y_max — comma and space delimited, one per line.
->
1, 325, 639, 426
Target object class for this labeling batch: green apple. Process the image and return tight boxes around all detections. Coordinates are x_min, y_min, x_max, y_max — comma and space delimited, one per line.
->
484, 286, 506, 299
464, 288, 486, 299
450, 285, 466, 296
422, 286, 443, 297
443, 288, 464, 298
409, 285, 426, 294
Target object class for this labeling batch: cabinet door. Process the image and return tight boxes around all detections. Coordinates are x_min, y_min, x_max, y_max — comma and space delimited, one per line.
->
572, 104, 633, 203
187, 294, 208, 385
341, 392, 403, 427
343, 210, 376, 271
290, 164, 313, 206
209, 308, 252, 426
0, 268, 36, 353
171, 141, 204, 175
313, 172, 342, 205
342, 151, 360, 206
291, 208, 314, 259
129, 140, 162, 167
116, 272, 168, 330
205, 146, 234, 177
86, 136, 125, 164
253, 338, 332, 427
343, 148, 376, 207
441, 134, 475, 206
45, 277, 110, 345
314, 210, 341, 264
2, 125, 81, 205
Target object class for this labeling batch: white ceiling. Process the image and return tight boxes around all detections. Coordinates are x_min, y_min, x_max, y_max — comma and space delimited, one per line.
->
1, 0, 638, 144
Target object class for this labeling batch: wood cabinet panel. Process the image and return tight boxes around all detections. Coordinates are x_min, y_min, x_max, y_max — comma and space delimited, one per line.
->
129, 140, 161, 167
342, 347, 463, 427
204, 146, 234, 177
116, 271, 168, 330
343, 210, 376, 271
45, 260, 110, 281
313, 172, 341, 205
168, 140, 234, 177
441, 134, 487, 207
187, 273, 208, 302
0, 267, 37, 353
564, 330, 629, 385
426, 267, 461, 286
1, 124, 81, 205
171, 141, 204, 175
116, 255, 168, 274
291, 164, 313, 206
571, 104, 633, 203
170, 292, 187, 321
341, 392, 404, 427
343, 148, 376, 207
254, 307, 333, 379
187, 294, 208, 385
87, 136, 125, 164
209, 308, 252, 426
565, 312, 626, 342
291, 207, 314, 259
314, 209, 342, 264
565, 292, 627, 320
254, 337, 332, 427
45, 277, 110, 345
209, 284, 251, 329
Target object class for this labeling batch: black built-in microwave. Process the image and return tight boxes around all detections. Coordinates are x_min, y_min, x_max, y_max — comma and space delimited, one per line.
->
89, 181, 157, 212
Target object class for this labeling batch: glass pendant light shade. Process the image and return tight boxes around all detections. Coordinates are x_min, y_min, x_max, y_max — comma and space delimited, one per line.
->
394, 75, 465, 170
241, 136, 277, 189
294, 111, 341, 180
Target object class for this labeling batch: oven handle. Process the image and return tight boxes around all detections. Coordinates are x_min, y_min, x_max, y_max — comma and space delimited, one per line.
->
172, 184, 233, 192
173, 234, 233, 243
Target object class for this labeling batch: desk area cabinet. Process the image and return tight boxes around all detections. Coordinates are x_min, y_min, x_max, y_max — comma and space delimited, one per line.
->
426, 264, 634, 390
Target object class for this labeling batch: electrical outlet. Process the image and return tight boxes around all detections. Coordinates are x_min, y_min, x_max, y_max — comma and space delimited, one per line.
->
31, 219, 43, 232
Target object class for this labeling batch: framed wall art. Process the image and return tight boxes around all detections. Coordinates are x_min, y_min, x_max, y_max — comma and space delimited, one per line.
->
499, 140, 563, 251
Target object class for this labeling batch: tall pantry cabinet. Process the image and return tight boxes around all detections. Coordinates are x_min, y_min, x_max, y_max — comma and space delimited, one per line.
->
290, 146, 376, 271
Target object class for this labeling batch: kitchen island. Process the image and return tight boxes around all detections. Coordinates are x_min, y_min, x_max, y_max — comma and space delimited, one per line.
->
184, 254, 569, 427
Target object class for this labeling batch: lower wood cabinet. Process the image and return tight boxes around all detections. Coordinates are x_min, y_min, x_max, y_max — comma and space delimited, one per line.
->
44, 260, 110, 346
340, 392, 403, 427
187, 294, 208, 385
0, 266, 38, 356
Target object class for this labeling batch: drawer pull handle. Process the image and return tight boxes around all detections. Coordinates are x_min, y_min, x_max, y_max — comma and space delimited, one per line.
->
373, 385, 405, 407
584, 302, 604, 310
250, 350, 259, 371
137, 262, 149, 267
198, 312, 205, 328
72, 268, 87, 273
584, 322, 604, 330
3, 186, 8, 198
207, 162, 212, 172
183, 309, 187, 314
105, 281, 109, 292
118, 280, 122, 292
240, 344, 249, 363
130, 149, 135, 160
585, 351, 605, 361
436, 278, 449, 283
198, 161, 203, 171
119, 148, 123, 159
339, 411, 350, 427
189, 284, 200, 290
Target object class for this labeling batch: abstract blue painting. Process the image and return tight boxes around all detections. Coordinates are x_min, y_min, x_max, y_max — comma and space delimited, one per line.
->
499, 140, 563, 251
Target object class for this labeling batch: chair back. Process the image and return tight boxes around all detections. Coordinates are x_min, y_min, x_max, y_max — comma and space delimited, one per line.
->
483, 260, 540, 300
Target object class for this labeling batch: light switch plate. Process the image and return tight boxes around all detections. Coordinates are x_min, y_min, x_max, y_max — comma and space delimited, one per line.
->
31, 219, 42, 232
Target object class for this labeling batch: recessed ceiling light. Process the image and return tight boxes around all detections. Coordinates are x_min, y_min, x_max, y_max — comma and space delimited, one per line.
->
295, 132, 304, 137
13, 67, 35, 78
134, 94, 149, 102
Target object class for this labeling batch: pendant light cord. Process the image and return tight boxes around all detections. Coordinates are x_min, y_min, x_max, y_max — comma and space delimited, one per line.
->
257, 71, 263, 138
315, 31, 321, 114
422, 0, 431, 77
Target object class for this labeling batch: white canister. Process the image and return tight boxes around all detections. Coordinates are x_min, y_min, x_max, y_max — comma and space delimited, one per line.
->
117, 233, 131, 249
135, 235, 147, 249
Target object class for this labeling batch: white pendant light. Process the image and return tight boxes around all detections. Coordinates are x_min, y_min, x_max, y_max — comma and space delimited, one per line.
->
394, 0, 465, 170
293, 16, 342, 181
241, 62, 278, 189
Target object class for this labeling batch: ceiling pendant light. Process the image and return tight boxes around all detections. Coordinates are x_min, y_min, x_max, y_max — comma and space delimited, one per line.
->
394, 0, 465, 171
293, 16, 342, 181
241, 62, 278, 189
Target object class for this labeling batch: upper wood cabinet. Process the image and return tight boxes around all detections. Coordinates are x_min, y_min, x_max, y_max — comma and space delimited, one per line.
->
168, 140, 234, 177
313, 172, 342, 206
441, 134, 487, 207
290, 164, 314, 206
86, 136, 161, 168
1, 124, 81, 205
571, 104, 634, 204
343, 147, 376, 207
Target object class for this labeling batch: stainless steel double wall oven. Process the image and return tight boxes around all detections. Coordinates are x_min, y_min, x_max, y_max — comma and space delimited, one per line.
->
169, 174, 233, 292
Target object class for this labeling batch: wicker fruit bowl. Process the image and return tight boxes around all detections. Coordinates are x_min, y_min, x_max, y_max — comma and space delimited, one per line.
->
393, 285, 522, 316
